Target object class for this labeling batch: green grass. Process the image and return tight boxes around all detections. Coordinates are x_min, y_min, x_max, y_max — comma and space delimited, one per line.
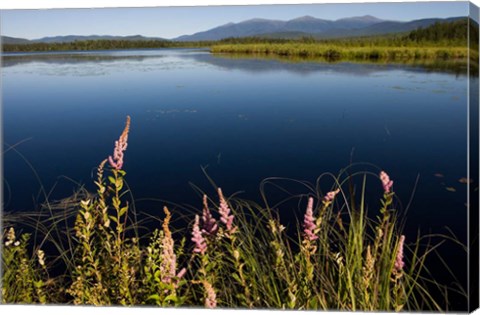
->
210, 43, 470, 62
1, 116, 466, 310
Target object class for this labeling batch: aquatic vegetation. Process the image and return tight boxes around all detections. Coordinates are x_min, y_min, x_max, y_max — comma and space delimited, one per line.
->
1, 116, 465, 310
211, 43, 470, 62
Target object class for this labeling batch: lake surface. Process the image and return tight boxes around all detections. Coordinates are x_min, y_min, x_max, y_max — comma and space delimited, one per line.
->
2, 49, 473, 301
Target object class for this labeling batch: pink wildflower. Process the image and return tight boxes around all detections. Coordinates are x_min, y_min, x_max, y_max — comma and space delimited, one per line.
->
201, 194, 218, 236
323, 188, 341, 203
380, 171, 394, 193
108, 116, 131, 170
203, 281, 217, 308
176, 267, 187, 279
160, 207, 177, 284
303, 197, 318, 241
192, 215, 207, 255
394, 235, 405, 271
161, 238, 176, 284
218, 188, 237, 234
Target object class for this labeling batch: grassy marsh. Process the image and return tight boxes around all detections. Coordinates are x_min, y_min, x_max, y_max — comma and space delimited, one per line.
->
211, 43, 470, 62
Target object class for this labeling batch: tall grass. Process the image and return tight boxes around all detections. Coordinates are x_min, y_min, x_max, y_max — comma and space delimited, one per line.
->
211, 43, 470, 62
1, 116, 464, 310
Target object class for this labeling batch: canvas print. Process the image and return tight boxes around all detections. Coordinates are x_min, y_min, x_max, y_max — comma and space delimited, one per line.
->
1, 1, 479, 312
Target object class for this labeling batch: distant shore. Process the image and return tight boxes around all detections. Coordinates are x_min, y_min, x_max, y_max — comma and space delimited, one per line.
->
210, 43, 471, 62
2, 40, 474, 62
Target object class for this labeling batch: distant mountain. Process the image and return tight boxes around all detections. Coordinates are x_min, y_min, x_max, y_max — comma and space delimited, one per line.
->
283, 16, 333, 33
33, 35, 167, 43
334, 15, 385, 29
1, 35, 168, 45
286, 17, 465, 39
175, 18, 287, 41
2, 16, 467, 46
174, 15, 465, 41
2, 36, 31, 44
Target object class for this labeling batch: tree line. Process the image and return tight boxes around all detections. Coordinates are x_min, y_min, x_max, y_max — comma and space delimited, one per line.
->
2, 18, 476, 53
2, 39, 211, 52
406, 18, 471, 45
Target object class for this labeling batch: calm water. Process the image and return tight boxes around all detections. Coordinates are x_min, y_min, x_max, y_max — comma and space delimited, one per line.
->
2, 49, 472, 299
3, 49, 470, 225
3, 49, 469, 216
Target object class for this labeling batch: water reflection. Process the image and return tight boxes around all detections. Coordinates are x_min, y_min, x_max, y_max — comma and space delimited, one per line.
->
205, 53, 471, 76
2, 48, 472, 77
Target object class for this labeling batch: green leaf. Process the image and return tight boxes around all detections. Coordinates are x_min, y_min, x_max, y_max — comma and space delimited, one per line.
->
309, 298, 318, 309
147, 294, 161, 302
232, 273, 243, 284
163, 294, 178, 303
236, 293, 246, 302
119, 206, 128, 217
160, 282, 175, 291
154, 270, 162, 282
175, 296, 187, 306
307, 264, 314, 278
108, 176, 116, 184
109, 215, 118, 223
116, 179, 124, 191
112, 198, 121, 209
176, 279, 187, 288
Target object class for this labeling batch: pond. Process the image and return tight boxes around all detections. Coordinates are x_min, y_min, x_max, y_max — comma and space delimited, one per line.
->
2, 49, 473, 303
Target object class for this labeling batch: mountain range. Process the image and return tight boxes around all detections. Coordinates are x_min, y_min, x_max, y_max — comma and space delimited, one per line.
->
1, 35, 167, 45
174, 15, 464, 41
1, 15, 465, 44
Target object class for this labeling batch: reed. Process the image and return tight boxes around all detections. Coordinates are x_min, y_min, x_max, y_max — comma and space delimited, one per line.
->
211, 43, 470, 62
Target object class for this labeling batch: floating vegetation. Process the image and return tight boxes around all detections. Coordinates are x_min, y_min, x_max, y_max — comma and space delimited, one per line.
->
458, 177, 473, 184
147, 108, 198, 115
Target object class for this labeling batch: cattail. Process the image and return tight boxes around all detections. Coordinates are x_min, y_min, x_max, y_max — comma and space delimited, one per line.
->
380, 171, 394, 194
323, 188, 340, 203
192, 215, 207, 255
201, 195, 218, 236
218, 188, 237, 234
303, 197, 318, 241
394, 235, 405, 272
203, 280, 217, 308
108, 116, 131, 170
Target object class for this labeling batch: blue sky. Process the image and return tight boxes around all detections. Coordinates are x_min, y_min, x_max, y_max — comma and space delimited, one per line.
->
0, 1, 471, 40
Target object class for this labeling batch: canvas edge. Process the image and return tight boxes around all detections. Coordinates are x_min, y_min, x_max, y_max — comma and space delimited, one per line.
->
468, 1, 480, 313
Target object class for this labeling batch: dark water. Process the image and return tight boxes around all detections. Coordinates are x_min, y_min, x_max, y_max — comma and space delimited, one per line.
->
2, 48, 473, 308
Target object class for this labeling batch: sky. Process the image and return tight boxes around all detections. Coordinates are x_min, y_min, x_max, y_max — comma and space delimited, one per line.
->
0, 1, 473, 40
